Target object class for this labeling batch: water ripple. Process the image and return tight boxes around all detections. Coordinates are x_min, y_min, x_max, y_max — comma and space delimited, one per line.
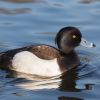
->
0, 8, 31, 15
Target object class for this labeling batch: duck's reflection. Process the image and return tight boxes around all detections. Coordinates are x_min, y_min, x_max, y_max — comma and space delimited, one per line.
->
58, 67, 94, 100
59, 67, 79, 92
59, 67, 94, 92
4, 66, 94, 91
58, 96, 83, 100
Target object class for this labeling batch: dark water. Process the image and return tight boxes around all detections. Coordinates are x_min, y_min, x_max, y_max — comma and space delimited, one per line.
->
0, 0, 100, 100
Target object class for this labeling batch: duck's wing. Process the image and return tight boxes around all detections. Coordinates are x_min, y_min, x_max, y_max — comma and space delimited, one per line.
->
29, 45, 59, 60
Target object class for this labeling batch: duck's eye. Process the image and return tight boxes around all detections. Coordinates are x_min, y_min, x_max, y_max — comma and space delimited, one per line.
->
72, 35, 77, 39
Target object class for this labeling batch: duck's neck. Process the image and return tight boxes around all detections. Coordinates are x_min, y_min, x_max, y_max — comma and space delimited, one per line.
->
60, 50, 75, 56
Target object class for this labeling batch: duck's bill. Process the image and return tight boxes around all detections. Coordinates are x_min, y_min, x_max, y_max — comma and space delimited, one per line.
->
80, 38, 96, 48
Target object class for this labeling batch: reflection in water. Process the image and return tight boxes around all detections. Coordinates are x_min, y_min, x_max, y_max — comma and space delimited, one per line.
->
59, 65, 94, 91
0, 0, 46, 3
53, 3, 64, 7
79, 0, 93, 4
58, 96, 83, 100
0, 63, 95, 100
59, 68, 79, 92
4, 65, 94, 91
0, 8, 31, 15
1, 68, 78, 91
79, 0, 100, 4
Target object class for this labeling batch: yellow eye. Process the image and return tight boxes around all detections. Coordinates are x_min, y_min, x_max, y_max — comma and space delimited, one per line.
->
72, 35, 77, 39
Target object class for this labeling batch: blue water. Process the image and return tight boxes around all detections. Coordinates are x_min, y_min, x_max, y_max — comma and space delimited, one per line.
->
0, 0, 100, 100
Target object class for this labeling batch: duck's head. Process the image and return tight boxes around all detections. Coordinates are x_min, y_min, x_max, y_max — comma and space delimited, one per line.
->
55, 26, 95, 54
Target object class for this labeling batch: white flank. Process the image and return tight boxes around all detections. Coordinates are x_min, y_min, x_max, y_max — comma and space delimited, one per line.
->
12, 51, 61, 77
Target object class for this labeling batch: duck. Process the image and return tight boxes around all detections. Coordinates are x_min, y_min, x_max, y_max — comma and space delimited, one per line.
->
0, 26, 95, 77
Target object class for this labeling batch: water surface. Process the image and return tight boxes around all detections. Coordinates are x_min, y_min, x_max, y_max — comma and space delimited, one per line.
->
0, 0, 100, 100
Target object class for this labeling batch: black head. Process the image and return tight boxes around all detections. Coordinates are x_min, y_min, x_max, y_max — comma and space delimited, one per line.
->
55, 26, 82, 54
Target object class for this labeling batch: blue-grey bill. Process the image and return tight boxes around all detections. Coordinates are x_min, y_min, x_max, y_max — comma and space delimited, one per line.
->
80, 38, 96, 48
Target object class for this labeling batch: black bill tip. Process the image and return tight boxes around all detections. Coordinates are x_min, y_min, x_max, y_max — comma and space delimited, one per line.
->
93, 43, 96, 47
